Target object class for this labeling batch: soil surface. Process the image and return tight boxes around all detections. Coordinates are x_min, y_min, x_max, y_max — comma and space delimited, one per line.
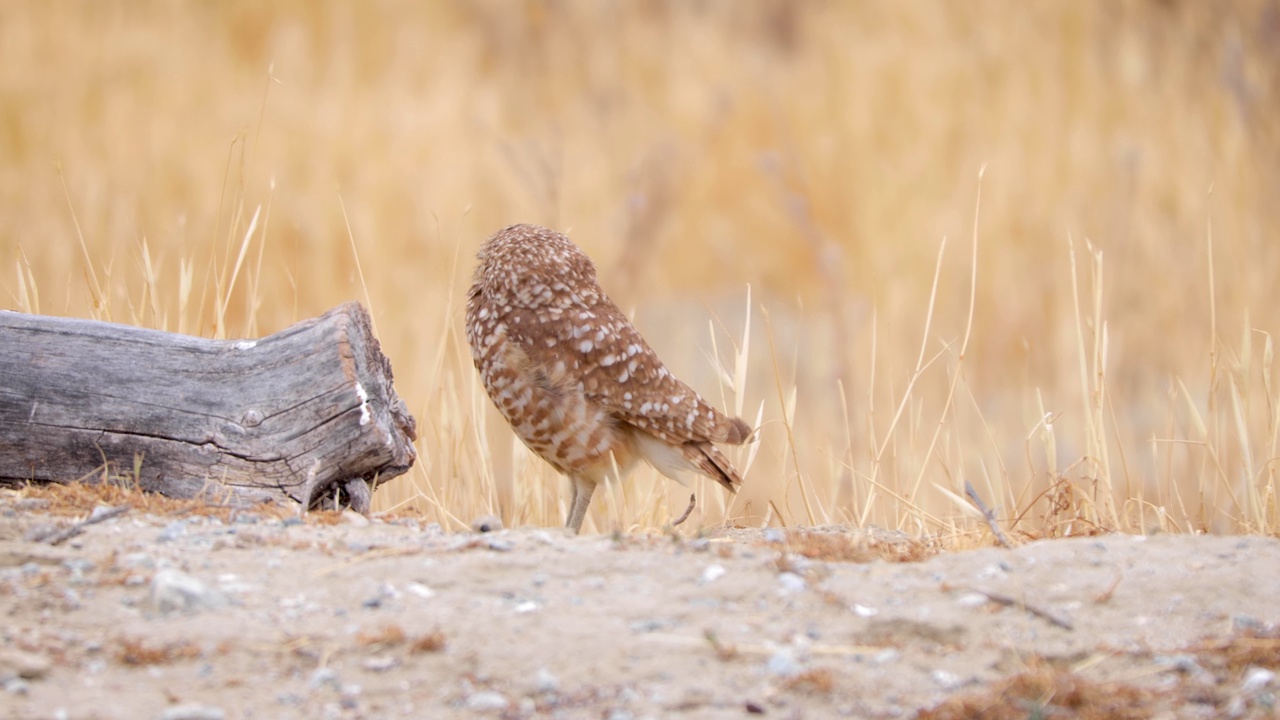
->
2, 492, 1278, 719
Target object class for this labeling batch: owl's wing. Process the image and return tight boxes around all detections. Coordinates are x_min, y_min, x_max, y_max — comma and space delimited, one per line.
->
512, 301, 750, 447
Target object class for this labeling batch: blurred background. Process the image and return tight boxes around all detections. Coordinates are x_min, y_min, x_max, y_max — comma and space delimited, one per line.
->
3, 1, 1279, 536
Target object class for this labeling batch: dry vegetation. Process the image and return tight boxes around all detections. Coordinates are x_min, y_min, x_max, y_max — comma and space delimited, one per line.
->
3, 1, 1280, 538
921, 623, 1280, 720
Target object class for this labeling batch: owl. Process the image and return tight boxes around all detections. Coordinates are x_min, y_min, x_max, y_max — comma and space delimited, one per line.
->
465, 223, 752, 533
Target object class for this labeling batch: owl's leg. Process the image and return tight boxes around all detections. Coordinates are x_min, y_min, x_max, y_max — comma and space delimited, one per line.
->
565, 475, 596, 534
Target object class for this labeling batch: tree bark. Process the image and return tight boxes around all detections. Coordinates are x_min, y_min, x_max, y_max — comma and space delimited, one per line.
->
0, 302, 417, 512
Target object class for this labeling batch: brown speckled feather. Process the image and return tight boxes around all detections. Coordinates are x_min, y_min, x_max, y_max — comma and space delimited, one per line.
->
465, 223, 751, 507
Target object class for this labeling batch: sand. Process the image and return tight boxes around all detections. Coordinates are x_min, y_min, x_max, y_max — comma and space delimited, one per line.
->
2, 496, 1278, 719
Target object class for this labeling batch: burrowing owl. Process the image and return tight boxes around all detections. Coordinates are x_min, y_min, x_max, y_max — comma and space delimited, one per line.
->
466, 223, 752, 533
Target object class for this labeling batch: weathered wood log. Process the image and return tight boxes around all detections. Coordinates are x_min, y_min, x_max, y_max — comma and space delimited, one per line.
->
0, 302, 417, 511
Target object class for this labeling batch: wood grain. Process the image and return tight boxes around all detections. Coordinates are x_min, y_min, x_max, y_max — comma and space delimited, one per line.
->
0, 302, 417, 511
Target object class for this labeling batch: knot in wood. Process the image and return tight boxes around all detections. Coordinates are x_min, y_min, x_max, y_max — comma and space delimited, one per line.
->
241, 409, 264, 427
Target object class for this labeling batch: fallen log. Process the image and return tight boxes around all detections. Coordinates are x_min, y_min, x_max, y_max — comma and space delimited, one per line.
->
0, 302, 417, 512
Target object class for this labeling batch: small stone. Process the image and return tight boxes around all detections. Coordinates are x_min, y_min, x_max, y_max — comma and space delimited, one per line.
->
216, 574, 255, 595
766, 649, 800, 677
486, 538, 515, 552
534, 668, 560, 693
1243, 667, 1276, 693
309, 667, 340, 690
361, 583, 400, 610
700, 564, 726, 584
340, 510, 370, 527
871, 648, 900, 665
406, 582, 434, 599
4, 678, 29, 695
629, 618, 674, 633
157, 521, 187, 543
62, 558, 96, 574
1155, 653, 1208, 677
150, 569, 226, 614
0, 648, 51, 679
852, 603, 878, 617
777, 572, 806, 594
762, 528, 786, 544
976, 564, 1007, 580
122, 553, 155, 569
361, 656, 399, 672
466, 690, 510, 712
22, 524, 59, 542
606, 709, 633, 720
514, 600, 540, 614
156, 704, 225, 720
931, 670, 963, 689
1233, 616, 1264, 633
471, 515, 503, 533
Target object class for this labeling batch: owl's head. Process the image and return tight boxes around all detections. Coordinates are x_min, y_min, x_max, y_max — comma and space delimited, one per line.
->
473, 224, 601, 305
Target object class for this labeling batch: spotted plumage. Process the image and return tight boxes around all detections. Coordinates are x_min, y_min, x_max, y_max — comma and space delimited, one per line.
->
465, 223, 752, 533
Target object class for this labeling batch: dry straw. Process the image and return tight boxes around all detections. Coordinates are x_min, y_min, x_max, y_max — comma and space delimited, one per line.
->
2, 3, 1278, 539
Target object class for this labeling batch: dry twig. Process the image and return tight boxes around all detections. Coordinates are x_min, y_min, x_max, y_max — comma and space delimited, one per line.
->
965, 481, 1012, 548
28, 504, 129, 545
969, 587, 1074, 630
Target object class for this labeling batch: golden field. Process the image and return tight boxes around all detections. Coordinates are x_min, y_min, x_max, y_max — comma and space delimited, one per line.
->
2, 1, 1278, 537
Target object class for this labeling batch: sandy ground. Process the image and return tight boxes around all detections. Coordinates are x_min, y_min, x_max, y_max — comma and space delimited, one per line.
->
1, 494, 1278, 720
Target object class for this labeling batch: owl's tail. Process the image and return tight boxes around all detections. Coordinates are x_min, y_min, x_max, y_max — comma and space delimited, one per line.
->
684, 443, 743, 494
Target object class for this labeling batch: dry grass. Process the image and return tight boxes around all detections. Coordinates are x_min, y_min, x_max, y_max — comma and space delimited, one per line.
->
921, 624, 1280, 719
782, 667, 837, 695
778, 528, 941, 564
3, 480, 297, 522
3, 2, 1280, 537
919, 663, 1159, 720
407, 630, 448, 655
354, 623, 448, 655
356, 623, 407, 650
112, 637, 204, 667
